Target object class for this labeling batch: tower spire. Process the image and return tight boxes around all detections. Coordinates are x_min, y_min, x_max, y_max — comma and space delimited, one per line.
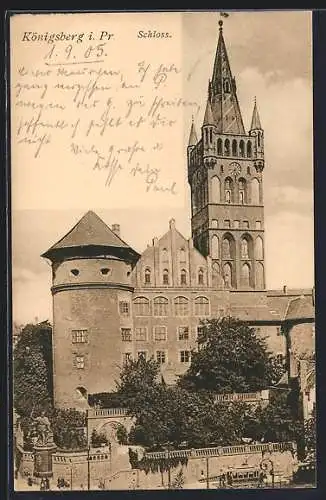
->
250, 97, 262, 130
203, 98, 214, 126
188, 116, 198, 146
210, 18, 245, 134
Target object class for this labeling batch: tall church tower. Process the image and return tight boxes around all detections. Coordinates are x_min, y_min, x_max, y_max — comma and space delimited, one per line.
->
187, 20, 266, 290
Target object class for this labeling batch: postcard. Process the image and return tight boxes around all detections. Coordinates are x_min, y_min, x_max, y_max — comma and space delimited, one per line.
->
10, 10, 315, 491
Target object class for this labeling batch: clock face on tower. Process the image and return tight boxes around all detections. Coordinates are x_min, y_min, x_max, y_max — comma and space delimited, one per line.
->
229, 162, 241, 178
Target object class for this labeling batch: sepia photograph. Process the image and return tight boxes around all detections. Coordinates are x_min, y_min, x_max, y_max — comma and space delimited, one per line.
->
10, 10, 315, 491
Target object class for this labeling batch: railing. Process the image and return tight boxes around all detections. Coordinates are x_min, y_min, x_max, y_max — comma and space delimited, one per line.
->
87, 408, 129, 418
144, 442, 295, 460
215, 392, 262, 402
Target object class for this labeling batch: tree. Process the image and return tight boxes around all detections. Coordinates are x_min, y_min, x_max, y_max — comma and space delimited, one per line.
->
304, 406, 316, 460
116, 424, 128, 445
91, 428, 109, 448
51, 408, 87, 449
242, 391, 304, 444
13, 321, 53, 419
178, 317, 278, 393
116, 356, 161, 403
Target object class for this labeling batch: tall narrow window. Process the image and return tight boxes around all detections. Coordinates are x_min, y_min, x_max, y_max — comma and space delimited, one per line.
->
209, 128, 213, 143
217, 138, 223, 156
239, 140, 245, 157
232, 139, 238, 156
256, 262, 264, 289
179, 248, 186, 263
162, 269, 169, 285
247, 141, 252, 158
161, 248, 169, 263
144, 268, 151, 285
211, 235, 219, 259
241, 263, 250, 288
251, 178, 260, 205
224, 177, 233, 203
241, 238, 249, 259
224, 139, 230, 156
238, 178, 246, 204
255, 236, 264, 260
180, 269, 187, 286
222, 238, 231, 259
198, 268, 204, 285
211, 176, 220, 203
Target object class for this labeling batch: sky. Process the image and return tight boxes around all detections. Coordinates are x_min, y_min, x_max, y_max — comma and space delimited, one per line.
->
11, 10, 314, 324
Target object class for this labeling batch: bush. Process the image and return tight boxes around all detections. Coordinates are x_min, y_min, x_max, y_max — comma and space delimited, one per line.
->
116, 424, 128, 445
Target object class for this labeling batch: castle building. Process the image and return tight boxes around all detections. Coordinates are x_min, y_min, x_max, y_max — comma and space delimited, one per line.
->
42, 21, 315, 410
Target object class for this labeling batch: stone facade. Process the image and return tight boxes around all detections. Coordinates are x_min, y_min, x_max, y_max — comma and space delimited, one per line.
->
42, 22, 315, 409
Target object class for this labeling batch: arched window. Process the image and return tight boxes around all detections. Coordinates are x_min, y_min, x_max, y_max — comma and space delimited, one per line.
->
212, 262, 220, 288
144, 268, 151, 285
257, 132, 261, 147
238, 177, 247, 204
222, 237, 232, 259
161, 248, 169, 262
211, 176, 220, 203
241, 238, 249, 259
179, 248, 186, 263
174, 296, 189, 316
251, 178, 260, 205
247, 141, 252, 158
232, 139, 238, 156
247, 166, 251, 175
194, 296, 210, 316
198, 268, 204, 285
224, 177, 233, 203
211, 235, 219, 259
239, 140, 245, 157
224, 139, 230, 156
133, 297, 150, 316
153, 296, 169, 316
255, 236, 264, 260
76, 387, 87, 400
162, 269, 169, 285
241, 263, 250, 288
180, 269, 187, 286
256, 262, 264, 289
217, 138, 223, 156
223, 263, 232, 288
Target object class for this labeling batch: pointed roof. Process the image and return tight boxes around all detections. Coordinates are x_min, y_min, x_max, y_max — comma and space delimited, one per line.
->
250, 99, 262, 130
209, 20, 245, 134
42, 211, 140, 262
203, 98, 214, 126
188, 118, 198, 146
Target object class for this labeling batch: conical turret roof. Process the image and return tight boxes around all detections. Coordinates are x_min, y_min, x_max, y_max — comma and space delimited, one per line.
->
42, 211, 140, 263
203, 98, 214, 126
188, 119, 198, 146
250, 99, 262, 130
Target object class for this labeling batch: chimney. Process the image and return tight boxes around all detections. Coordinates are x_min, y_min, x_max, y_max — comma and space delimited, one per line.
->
283, 285, 287, 295
111, 224, 120, 238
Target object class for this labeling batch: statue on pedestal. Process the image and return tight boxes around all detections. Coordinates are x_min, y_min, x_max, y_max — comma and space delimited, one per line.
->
31, 411, 54, 447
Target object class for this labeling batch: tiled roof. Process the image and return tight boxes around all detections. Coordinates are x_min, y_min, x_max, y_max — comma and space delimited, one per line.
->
285, 296, 315, 321
230, 306, 280, 322
42, 211, 139, 260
